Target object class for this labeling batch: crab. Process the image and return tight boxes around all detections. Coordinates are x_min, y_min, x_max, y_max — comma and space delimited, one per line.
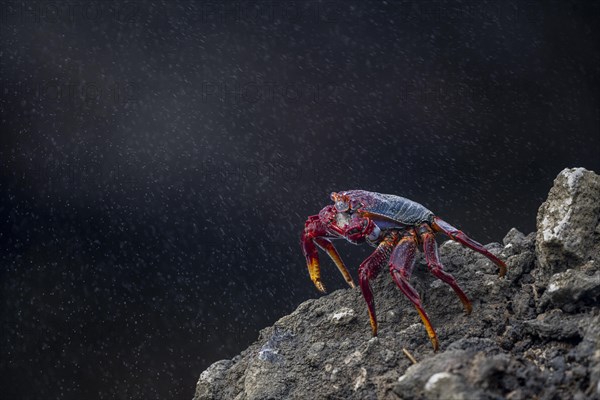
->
300, 190, 507, 351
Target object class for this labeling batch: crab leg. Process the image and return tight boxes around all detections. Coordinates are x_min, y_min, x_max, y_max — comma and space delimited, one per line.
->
314, 237, 355, 288
358, 231, 398, 336
432, 217, 507, 277
389, 229, 439, 351
301, 215, 327, 293
419, 224, 472, 314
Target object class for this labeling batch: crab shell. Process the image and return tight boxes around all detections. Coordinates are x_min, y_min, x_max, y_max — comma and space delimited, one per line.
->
332, 190, 434, 227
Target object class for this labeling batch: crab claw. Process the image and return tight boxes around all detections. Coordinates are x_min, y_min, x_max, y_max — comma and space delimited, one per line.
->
301, 209, 357, 293
320, 204, 375, 244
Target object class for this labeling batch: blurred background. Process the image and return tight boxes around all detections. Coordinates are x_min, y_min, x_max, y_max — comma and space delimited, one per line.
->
1, 1, 599, 399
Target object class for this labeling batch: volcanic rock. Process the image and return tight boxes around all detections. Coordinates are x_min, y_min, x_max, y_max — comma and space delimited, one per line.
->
194, 168, 600, 400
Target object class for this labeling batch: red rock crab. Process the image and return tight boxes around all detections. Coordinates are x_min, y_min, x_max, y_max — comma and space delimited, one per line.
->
301, 190, 507, 351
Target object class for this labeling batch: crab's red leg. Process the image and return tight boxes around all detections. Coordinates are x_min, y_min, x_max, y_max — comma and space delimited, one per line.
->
431, 217, 507, 277
358, 231, 398, 336
314, 237, 356, 288
389, 229, 439, 351
301, 215, 327, 293
419, 224, 472, 315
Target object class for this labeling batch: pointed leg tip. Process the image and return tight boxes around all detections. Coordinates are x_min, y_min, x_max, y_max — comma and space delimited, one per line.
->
498, 264, 507, 278
428, 333, 440, 352
369, 320, 378, 336
314, 281, 327, 293
462, 300, 473, 315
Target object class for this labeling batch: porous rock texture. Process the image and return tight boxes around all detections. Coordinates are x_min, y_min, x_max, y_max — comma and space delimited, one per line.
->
194, 168, 600, 400
536, 167, 600, 279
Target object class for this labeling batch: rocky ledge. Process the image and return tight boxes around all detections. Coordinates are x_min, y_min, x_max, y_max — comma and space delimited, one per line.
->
194, 167, 600, 400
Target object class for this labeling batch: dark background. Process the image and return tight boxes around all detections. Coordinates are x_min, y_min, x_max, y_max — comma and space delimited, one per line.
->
1, 1, 599, 399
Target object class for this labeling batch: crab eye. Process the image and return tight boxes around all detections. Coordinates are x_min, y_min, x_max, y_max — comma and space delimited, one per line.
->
350, 200, 363, 211
335, 200, 349, 212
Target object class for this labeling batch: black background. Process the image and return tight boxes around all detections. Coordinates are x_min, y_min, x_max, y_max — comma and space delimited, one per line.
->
1, 1, 599, 399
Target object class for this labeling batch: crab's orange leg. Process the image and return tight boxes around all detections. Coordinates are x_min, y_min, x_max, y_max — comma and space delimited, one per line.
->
419, 224, 472, 315
301, 215, 327, 293
358, 231, 399, 336
431, 217, 507, 277
389, 229, 439, 351
314, 237, 355, 289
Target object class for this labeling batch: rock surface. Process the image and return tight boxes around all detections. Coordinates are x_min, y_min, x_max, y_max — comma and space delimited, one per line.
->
536, 167, 600, 278
194, 168, 600, 400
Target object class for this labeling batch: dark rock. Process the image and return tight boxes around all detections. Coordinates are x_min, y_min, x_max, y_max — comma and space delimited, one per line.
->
538, 266, 600, 312
522, 309, 583, 340
193, 168, 600, 400
502, 229, 536, 284
194, 360, 233, 400
503, 228, 534, 256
